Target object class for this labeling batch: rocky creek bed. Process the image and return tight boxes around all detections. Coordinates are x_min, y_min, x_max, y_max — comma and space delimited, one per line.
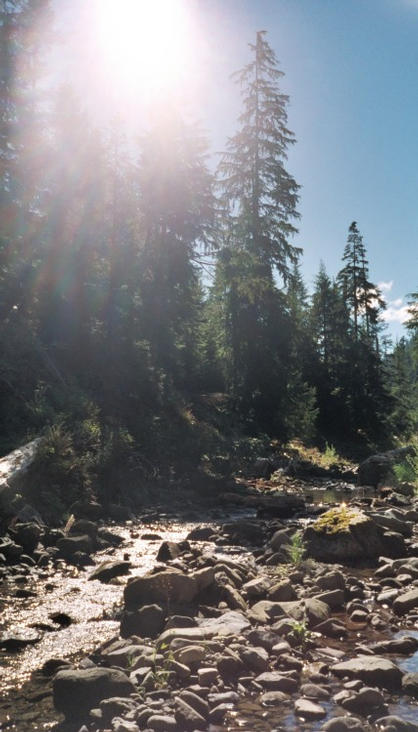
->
2, 480, 418, 732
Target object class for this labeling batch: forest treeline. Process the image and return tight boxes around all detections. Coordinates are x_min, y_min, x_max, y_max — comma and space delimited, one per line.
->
1, 4, 417, 501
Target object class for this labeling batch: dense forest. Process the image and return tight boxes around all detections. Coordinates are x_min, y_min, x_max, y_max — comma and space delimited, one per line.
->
1, 2, 417, 510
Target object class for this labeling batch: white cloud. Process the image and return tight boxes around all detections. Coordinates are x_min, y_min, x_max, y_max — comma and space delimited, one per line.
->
382, 300, 410, 324
378, 280, 393, 293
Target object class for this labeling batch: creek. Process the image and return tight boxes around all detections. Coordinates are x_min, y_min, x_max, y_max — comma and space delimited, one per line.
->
1, 491, 418, 731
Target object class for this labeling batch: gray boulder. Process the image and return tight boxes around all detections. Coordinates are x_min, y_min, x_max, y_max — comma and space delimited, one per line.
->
357, 447, 414, 488
331, 655, 403, 689
89, 560, 131, 583
57, 535, 94, 559
304, 507, 386, 562
124, 570, 198, 609
53, 667, 134, 718
120, 604, 165, 639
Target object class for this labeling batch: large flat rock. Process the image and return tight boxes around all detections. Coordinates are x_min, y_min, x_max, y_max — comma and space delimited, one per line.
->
331, 655, 403, 689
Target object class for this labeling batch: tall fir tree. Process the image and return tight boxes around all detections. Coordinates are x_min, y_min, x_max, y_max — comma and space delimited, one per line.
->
214, 31, 301, 434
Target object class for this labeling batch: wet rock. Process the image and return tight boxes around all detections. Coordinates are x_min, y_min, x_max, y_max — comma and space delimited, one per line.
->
393, 589, 418, 615
89, 560, 131, 583
320, 718, 365, 731
197, 610, 250, 636
279, 653, 304, 671
43, 528, 65, 547
42, 658, 73, 675
164, 614, 197, 630
349, 609, 369, 623
241, 646, 269, 673
57, 534, 94, 559
370, 636, 418, 655
97, 527, 124, 546
157, 540, 190, 562
340, 686, 385, 713
269, 528, 292, 551
370, 510, 413, 537
315, 618, 347, 638
397, 482, 415, 497
221, 520, 264, 545
147, 714, 177, 731
374, 716, 418, 731
69, 519, 98, 539
100, 698, 136, 724
112, 719, 139, 732
175, 697, 206, 730
300, 682, 330, 699
217, 650, 245, 678
377, 589, 399, 604
124, 570, 198, 609
317, 570, 346, 591
175, 645, 206, 665
158, 626, 211, 646
256, 672, 298, 693
198, 667, 218, 685
49, 612, 73, 627
0, 538, 23, 563
71, 500, 104, 521
248, 600, 294, 624
186, 526, 216, 541
255, 493, 305, 519
260, 691, 290, 705
178, 689, 209, 719
209, 690, 240, 705
220, 583, 246, 612
402, 672, 418, 698
9, 522, 43, 554
331, 655, 403, 689
294, 698, 326, 719
167, 658, 191, 680
53, 667, 135, 719
268, 579, 297, 602
305, 598, 330, 627
315, 589, 345, 609
246, 629, 278, 652
357, 452, 397, 488
209, 702, 234, 723
243, 576, 271, 599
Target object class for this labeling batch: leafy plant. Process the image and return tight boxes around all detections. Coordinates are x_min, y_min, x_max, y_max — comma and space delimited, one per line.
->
148, 642, 175, 689
286, 531, 306, 565
321, 442, 339, 467
393, 448, 418, 486
289, 619, 312, 652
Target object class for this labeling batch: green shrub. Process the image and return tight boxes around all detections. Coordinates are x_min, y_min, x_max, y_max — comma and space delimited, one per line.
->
393, 447, 418, 486
286, 531, 306, 565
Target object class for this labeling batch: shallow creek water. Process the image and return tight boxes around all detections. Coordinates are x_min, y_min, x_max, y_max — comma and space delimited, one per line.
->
0, 518, 219, 693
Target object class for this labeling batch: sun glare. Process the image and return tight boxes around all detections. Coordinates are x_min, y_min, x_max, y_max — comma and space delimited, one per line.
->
96, 0, 190, 96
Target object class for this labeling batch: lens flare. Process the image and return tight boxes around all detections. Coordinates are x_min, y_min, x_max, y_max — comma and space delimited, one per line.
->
95, 0, 190, 95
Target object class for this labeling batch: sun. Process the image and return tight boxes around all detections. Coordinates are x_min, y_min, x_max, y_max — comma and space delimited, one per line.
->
95, 0, 190, 95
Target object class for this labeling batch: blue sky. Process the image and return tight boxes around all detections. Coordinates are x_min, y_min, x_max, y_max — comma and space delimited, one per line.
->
56, 0, 418, 339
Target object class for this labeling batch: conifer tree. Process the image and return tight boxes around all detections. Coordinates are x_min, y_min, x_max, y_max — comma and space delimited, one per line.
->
338, 221, 385, 342
218, 30, 300, 278
214, 32, 301, 434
